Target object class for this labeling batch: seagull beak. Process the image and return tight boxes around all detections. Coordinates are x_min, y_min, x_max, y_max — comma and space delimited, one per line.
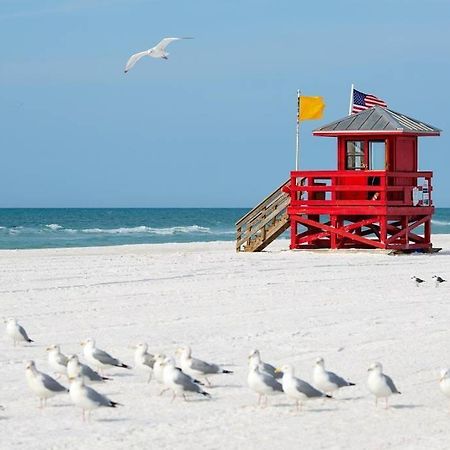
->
80, 341, 85, 346
274, 368, 281, 373
46, 347, 51, 351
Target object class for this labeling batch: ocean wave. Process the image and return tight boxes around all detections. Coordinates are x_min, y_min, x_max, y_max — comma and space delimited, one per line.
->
80, 225, 213, 235
432, 219, 450, 226
0, 224, 235, 236
45, 223, 63, 230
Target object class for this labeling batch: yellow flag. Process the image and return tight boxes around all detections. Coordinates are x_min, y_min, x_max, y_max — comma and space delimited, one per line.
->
298, 96, 325, 121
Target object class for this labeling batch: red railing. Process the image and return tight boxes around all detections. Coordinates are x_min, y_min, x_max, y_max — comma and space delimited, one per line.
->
287, 170, 433, 207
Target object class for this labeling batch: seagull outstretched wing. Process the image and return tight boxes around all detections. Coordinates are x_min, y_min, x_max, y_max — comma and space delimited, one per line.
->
124, 50, 148, 73
154, 37, 193, 52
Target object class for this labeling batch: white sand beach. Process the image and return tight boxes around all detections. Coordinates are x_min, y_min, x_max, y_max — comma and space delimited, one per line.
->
2, 237, 450, 449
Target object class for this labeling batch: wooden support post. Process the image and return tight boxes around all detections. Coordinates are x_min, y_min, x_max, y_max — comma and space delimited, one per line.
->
425, 216, 431, 246
379, 216, 387, 247
330, 215, 337, 249
290, 218, 297, 249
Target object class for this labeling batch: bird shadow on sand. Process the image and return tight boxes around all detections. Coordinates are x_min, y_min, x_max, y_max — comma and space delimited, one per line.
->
337, 395, 365, 401
305, 407, 336, 413
108, 372, 133, 378
96, 417, 129, 423
271, 404, 336, 413
100, 391, 122, 397
51, 403, 73, 408
208, 383, 243, 389
271, 402, 296, 408
182, 397, 217, 403
391, 404, 423, 410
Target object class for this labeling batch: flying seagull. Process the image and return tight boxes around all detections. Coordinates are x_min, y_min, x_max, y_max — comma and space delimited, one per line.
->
124, 37, 193, 73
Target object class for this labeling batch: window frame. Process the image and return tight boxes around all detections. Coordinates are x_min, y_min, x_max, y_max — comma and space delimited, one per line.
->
344, 139, 387, 171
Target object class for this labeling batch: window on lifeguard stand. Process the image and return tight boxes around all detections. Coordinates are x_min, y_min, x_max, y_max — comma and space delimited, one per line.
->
368, 140, 386, 200
346, 141, 366, 170
369, 141, 386, 170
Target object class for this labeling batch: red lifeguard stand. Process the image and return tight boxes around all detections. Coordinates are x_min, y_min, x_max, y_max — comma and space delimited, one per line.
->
285, 106, 441, 251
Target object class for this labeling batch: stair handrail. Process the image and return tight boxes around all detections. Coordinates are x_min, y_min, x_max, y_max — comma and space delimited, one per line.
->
235, 179, 291, 228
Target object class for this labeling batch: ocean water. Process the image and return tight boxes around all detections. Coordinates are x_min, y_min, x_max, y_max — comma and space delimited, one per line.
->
0, 208, 247, 249
0, 208, 449, 250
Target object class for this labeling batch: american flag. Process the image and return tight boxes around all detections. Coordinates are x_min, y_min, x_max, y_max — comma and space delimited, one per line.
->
351, 88, 387, 114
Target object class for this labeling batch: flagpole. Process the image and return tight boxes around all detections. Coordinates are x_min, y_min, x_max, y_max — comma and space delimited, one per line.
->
348, 83, 354, 115
295, 89, 301, 171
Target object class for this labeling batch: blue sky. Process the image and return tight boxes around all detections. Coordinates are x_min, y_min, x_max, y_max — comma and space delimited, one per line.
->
1, 0, 449, 207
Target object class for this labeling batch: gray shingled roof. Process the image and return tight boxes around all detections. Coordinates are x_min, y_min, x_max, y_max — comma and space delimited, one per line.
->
313, 106, 441, 135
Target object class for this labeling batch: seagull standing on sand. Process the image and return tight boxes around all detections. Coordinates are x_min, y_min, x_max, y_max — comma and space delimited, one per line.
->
25, 361, 68, 408
81, 338, 130, 373
439, 369, 450, 409
124, 37, 193, 73
248, 349, 282, 379
153, 353, 170, 394
177, 345, 233, 386
69, 376, 121, 422
276, 364, 331, 411
367, 362, 401, 408
5, 318, 33, 346
247, 359, 283, 407
132, 343, 155, 383
411, 276, 425, 287
432, 275, 447, 287
313, 357, 355, 395
46, 344, 69, 378
67, 355, 111, 384
161, 357, 210, 401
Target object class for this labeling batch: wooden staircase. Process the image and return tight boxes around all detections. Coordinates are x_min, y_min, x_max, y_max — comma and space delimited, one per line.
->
236, 179, 291, 252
